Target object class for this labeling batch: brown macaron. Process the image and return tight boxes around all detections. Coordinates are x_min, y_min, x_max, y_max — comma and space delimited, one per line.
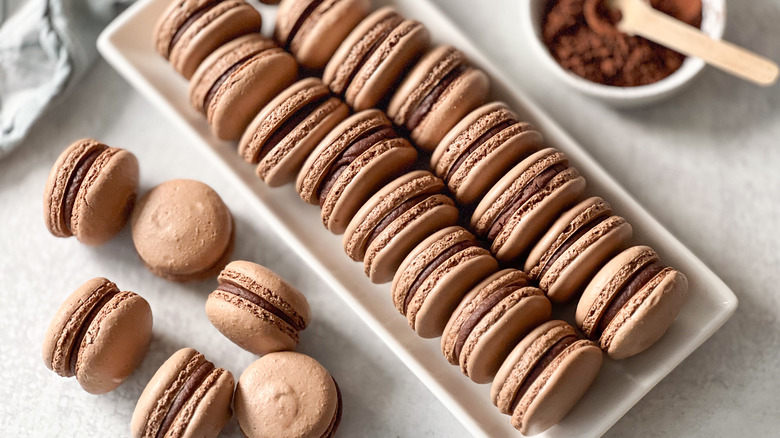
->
235, 352, 342, 438
42, 277, 153, 394
131, 348, 235, 438
154, 0, 263, 79
432, 102, 543, 206
391, 226, 498, 338
323, 7, 430, 110
343, 170, 459, 284
296, 109, 418, 234
239, 78, 349, 187
131, 179, 234, 282
440, 269, 551, 384
471, 148, 586, 263
525, 197, 633, 303
274, 0, 370, 70
576, 246, 689, 359
206, 261, 311, 355
189, 34, 297, 140
43, 138, 139, 246
491, 320, 603, 436
388, 45, 490, 151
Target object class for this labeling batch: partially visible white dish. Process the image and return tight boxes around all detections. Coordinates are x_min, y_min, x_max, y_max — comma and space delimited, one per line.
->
97, 0, 737, 436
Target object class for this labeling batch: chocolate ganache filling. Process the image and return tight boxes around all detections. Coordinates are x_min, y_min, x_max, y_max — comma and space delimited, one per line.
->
203, 48, 276, 110
539, 215, 609, 277
445, 120, 516, 182
340, 14, 404, 93
284, 0, 325, 49
406, 64, 468, 131
168, 1, 219, 57
217, 281, 303, 331
365, 194, 428, 248
403, 239, 478, 313
257, 94, 330, 162
510, 334, 579, 411
156, 359, 215, 438
63, 146, 105, 231
596, 261, 666, 337
68, 289, 118, 374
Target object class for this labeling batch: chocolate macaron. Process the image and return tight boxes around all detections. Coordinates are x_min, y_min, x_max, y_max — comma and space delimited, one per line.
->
275, 0, 370, 70
576, 246, 689, 359
323, 7, 429, 110
296, 109, 417, 234
391, 226, 498, 338
42, 277, 152, 394
189, 34, 297, 140
131, 348, 234, 438
154, 0, 263, 79
388, 45, 489, 151
471, 148, 586, 263
239, 78, 349, 186
525, 197, 632, 303
441, 269, 551, 383
43, 138, 139, 246
343, 170, 459, 284
491, 320, 603, 436
432, 103, 542, 205
131, 179, 234, 282
206, 261, 311, 355
235, 352, 342, 438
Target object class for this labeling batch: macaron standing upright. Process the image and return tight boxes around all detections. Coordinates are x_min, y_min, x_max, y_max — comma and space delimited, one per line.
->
274, 0, 371, 70
131, 179, 234, 282
471, 148, 586, 263
388, 45, 490, 151
391, 226, 498, 338
296, 109, 418, 234
131, 348, 235, 438
576, 246, 689, 359
189, 34, 298, 140
432, 102, 543, 205
235, 352, 342, 438
154, 0, 263, 79
525, 197, 633, 303
239, 78, 349, 186
323, 7, 430, 111
206, 261, 311, 355
43, 138, 139, 246
441, 269, 551, 383
42, 277, 153, 394
343, 170, 459, 284
491, 320, 603, 436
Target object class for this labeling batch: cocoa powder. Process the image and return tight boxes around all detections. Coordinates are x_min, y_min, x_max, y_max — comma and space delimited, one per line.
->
542, 0, 702, 87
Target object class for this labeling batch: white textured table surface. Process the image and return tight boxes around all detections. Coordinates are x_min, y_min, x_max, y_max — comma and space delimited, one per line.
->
1, 1, 779, 437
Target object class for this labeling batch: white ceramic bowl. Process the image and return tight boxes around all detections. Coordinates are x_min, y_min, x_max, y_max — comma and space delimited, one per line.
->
522, 0, 726, 107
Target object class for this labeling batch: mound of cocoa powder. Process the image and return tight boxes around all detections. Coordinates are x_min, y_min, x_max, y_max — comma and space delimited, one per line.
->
542, 0, 702, 87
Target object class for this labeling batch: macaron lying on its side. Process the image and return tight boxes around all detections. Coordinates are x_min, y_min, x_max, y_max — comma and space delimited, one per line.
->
189, 34, 297, 140
576, 246, 689, 359
296, 109, 418, 234
525, 197, 633, 303
471, 148, 586, 263
42, 277, 152, 394
432, 102, 542, 205
131, 179, 234, 282
323, 7, 430, 110
275, 0, 370, 70
235, 352, 342, 438
388, 45, 490, 151
239, 78, 349, 187
441, 269, 552, 384
491, 320, 603, 436
154, 0, 263, 79
131, 348, 235, 438
343, 170, 459, 284
206, 261, 311, 355
43, 138, 139, 246
392, 226, 498, 338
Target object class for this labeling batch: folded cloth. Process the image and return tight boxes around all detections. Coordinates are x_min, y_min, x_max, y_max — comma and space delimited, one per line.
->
0, 0, 129, 158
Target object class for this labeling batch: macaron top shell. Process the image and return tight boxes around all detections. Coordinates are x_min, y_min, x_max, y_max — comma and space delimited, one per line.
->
131, 179, 234, 282
235, 352, 341, 438
154, 0, 263, 79
131, 348, 235, 438
43, 138, 139, 246
490, 320, 603, 436
275, 0, 370, 69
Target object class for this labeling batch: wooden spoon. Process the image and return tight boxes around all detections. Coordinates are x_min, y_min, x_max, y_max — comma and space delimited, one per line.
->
584, 0, 778, 86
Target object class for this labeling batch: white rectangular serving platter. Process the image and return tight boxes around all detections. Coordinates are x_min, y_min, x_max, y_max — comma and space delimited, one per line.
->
98, 0, 738, 436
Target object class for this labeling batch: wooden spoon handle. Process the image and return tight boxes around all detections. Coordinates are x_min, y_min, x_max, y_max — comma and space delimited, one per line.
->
616, 0, 779, 86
